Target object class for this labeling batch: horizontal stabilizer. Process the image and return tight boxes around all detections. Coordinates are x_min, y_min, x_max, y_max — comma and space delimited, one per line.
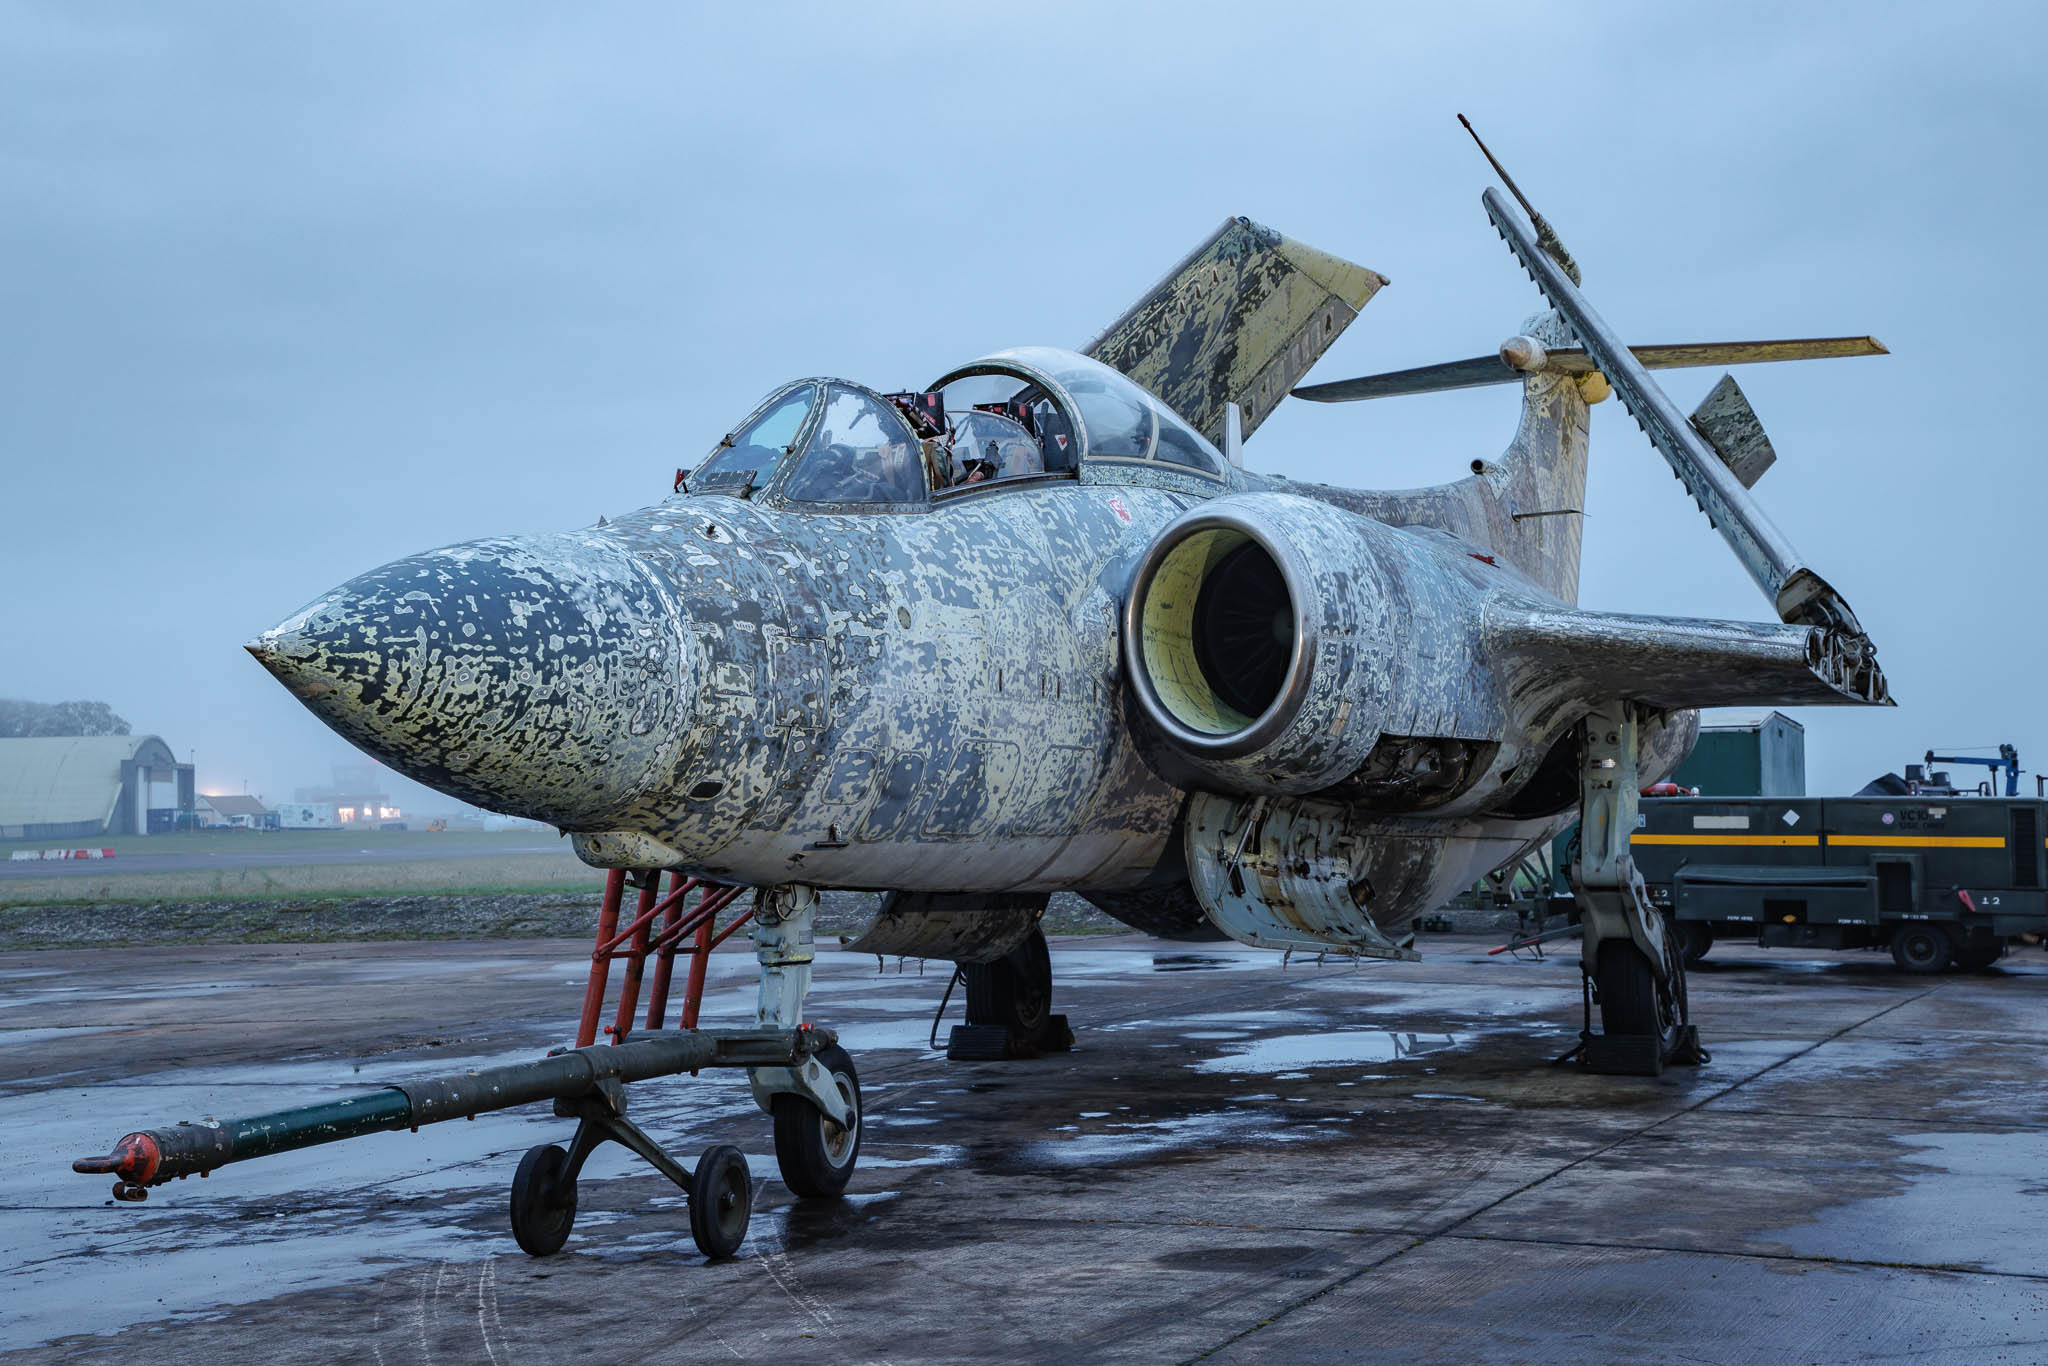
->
1690, 374, 1774, 488
1293, 336, 1886, 403
1086, 217, 1387, 445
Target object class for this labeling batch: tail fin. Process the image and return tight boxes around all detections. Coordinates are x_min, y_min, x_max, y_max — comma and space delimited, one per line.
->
1289, 310, 1599, 605
1084, 217, 1386, 447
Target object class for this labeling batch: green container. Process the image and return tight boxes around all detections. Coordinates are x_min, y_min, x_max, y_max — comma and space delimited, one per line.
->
1673, 711, 1806, 797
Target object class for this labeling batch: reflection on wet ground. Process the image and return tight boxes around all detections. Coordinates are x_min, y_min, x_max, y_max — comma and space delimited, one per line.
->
1191, 1030, 1462, 1074
7, 933, 2048, 1362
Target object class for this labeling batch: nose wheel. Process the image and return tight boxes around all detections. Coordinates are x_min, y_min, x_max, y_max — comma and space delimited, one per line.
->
770, 1042, 863, 1198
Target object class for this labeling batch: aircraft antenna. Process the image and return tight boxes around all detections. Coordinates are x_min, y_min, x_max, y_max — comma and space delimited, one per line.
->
1458, 114, 1581, 285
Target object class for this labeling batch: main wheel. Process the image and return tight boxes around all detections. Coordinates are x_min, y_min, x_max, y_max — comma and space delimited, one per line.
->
1595, 939, 1679, 1053
689, 1144, 752, 1260
509, 1143, 576, 1256
964, 929, 1052, 1036
771, 1043, 862, 1198
1956, 937, 2004, 972
1675, 920, 1714, 964
1890, 924, 1954, 974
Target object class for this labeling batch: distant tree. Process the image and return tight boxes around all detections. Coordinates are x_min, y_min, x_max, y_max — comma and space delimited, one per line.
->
0, 699, 131, 737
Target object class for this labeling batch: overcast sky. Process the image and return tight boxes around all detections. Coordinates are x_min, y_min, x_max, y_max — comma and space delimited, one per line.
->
3, 1, 2042, 809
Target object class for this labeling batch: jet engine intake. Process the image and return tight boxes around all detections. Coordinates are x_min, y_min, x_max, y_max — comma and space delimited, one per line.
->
1123, 493, 1433, 796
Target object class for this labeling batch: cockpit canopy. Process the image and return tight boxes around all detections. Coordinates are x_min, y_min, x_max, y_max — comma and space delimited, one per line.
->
686, 346, 1226, 506
929, 347, 1227, 476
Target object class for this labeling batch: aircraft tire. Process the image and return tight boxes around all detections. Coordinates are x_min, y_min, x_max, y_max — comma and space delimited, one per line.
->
964, 928, 1052, 1036
772, 1043, 862, 1199
689, 1144, 752, 1259
509, 1143, 576, 1256
1890, 924, 1954, 975
1595, 939, 1677, 1051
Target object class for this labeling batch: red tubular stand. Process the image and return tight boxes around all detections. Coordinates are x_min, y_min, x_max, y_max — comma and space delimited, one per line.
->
575, 871, 756, 1048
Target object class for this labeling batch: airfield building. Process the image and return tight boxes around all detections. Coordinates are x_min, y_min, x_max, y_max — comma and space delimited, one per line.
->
0, 735, 195, 840
197, 794, 275, 829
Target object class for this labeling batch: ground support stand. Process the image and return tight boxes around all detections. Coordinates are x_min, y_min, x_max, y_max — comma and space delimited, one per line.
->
1569, 702, 1708, 1076
576, 868, 756, 1048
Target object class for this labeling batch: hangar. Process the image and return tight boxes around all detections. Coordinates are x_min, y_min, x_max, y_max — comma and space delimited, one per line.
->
0, 735, 195, 840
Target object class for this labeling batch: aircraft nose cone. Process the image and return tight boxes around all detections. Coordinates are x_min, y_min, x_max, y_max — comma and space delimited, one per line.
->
249, 534, 691, 826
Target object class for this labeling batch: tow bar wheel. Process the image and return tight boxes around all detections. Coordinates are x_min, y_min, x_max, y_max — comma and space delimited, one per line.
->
509, 1143, 577, 1256
772, 1043, 862, 1198
689, 1144, 754, 1259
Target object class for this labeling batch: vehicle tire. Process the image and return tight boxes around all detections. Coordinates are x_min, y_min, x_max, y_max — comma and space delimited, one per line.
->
964, 928, 1052, 1036
1595, 939, 1678, 1052
1890, 924, 1954, 974
509, 1143, 576, 1256
1956, 938, 2005, 972
1675, 920, 1714, 964
688, 1144, 752, 1260
771, 1043, 862, 1199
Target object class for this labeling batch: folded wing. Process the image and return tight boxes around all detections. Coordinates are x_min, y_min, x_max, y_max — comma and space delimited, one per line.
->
1085, 217, 1386, 446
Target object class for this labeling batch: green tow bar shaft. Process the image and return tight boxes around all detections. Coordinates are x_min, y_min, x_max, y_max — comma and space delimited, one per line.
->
73, 1027, 831, 1201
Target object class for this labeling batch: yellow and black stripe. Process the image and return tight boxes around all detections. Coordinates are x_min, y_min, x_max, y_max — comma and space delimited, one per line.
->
1631, 833, 2008, 850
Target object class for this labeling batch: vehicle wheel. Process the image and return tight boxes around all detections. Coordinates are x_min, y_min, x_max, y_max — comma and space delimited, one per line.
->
1956, 938, 2004, 972
1595, 939, 1679, 1052
771, 1043, 862, 1198
509, 1143, 576, 1256
688, 1144, 752, 1259
964, 929, 1051, 1036
1675, 920, 1714, 963
1890, 924, 1954, 974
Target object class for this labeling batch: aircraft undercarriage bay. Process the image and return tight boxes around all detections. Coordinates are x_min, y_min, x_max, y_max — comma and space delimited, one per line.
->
73, 130, 1893, 1265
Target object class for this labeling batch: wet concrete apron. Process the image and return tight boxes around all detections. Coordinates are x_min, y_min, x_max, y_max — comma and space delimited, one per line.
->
4, 935, 2047, 1364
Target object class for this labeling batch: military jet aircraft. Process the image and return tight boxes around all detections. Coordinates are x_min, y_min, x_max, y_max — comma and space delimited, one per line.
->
239, 156, 1889, 1202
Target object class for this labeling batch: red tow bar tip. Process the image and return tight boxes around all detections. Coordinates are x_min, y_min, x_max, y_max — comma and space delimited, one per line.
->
74, 1132, 163, 1200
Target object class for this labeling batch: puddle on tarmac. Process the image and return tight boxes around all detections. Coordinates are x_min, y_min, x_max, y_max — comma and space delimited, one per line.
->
1056, 949, 1270, 979
1149, 955, 1237, 973
1763, 1130, 2048, 1276
1, 981, 247, 1014
830, 1016, 945, 1054
1016, 1110, 1347, 1168
1191, 1030, 1462, 1075
1101, 1008, 1324, 1035
0, 1026, 125, 1048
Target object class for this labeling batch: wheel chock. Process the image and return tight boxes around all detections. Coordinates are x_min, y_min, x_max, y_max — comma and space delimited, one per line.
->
1581, 1032, 1665, 1077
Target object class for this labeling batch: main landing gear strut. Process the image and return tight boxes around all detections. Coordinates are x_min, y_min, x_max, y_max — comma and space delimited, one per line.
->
1567, 703, 1709, 1076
